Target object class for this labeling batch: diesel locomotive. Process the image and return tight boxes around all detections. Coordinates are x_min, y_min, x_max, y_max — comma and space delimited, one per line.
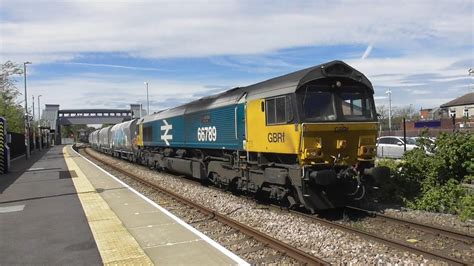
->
89, 60, 388, 212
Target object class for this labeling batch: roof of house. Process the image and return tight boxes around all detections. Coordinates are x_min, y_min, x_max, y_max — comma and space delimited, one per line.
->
440, 93, 474, 108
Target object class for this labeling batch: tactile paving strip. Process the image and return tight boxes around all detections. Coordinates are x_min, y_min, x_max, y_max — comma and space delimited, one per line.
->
63, 147, 152, 265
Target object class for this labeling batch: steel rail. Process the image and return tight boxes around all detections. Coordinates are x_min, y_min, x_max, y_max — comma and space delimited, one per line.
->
287, 209, 468, 266
83, 148, 329, 266
345, 206, 474, 244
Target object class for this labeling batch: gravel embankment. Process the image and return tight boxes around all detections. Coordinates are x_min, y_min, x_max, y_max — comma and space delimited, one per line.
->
85, 148, 446, 265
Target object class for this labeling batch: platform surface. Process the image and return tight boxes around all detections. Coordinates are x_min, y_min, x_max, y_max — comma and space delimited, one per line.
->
0, 145, 246, 265
0, 146, 102, 264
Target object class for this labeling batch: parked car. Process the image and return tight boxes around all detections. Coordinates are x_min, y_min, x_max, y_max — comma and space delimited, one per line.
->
376, 136, 417, 159
409, 137, 436, 153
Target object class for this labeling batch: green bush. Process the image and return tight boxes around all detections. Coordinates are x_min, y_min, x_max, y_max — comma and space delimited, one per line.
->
375, 131, 474, 221
375, 158, 420, 203
407, 179, 465, 214
459, 193, 474, 221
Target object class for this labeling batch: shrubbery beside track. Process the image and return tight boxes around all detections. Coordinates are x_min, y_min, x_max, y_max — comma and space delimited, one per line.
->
375, 131, 473, 221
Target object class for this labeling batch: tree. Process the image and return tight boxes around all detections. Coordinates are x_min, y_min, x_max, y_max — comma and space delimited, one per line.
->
376, 105, 389, 130
394, 105, 415, 120
376, 105, 388, 120
0, 61, 25, 133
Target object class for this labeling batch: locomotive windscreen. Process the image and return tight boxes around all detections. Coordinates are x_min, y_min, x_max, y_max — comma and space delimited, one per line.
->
297, 79, 376, 122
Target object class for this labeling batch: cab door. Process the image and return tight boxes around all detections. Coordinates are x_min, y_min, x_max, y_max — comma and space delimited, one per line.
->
246, 95, 299, 154
236, 93, 247, 150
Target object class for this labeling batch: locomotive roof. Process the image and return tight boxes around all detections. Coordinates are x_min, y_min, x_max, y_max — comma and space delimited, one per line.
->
242, 60, 373, 98
140, 60, 372, 123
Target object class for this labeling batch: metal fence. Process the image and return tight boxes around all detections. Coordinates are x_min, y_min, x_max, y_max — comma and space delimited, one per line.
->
9, 132, 26, 159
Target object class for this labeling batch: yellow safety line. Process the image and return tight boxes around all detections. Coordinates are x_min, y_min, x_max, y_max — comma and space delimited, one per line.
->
63, 146, 153, 265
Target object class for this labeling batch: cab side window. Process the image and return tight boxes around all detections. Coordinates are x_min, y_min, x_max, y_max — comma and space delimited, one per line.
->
266, 95, 293, 125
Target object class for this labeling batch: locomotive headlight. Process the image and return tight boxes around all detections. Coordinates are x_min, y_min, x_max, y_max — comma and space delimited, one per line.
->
304, 138, 323, 159
358, 135, 376, 159
305, 147, 323, 158
336, 81, 342, 87
358, 145, 376, 157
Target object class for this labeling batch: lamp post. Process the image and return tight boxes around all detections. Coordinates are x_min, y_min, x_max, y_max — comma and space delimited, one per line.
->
23, 61, 32, 159
469, 68, 473, 91
144, 81, 149, 115
386, 89, 392, 132
32, 95, 36, 151
38, 95, 42, 151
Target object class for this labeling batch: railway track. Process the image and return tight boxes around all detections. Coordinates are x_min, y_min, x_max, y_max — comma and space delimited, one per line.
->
279, 208, 471, 266
81, 147, 328, 265
342, 206, 474, 264
345, 206, 474, 245
263, 207, 468, 265
276, 203, 472, 266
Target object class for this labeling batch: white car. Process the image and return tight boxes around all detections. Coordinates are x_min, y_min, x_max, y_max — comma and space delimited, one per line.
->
410, 137, 436, 153
376, 136, 417, 159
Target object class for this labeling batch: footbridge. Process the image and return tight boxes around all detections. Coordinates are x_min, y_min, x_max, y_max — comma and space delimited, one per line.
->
41, 104, 145, 144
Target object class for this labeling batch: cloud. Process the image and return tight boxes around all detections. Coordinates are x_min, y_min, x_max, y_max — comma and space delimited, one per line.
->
361, 44, 373, 60
56, 62, 166, 72
348, 54, 473, 108
1, 0, 472, 63
27, 72, 255, 111
210, 55, 300, 73
2, 0, 472, 112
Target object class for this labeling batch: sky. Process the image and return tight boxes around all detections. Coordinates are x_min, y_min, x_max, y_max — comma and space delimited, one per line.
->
1, 0, 473, 114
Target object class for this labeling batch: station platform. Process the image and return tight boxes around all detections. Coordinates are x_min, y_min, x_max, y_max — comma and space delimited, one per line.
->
0, 145, 247, 265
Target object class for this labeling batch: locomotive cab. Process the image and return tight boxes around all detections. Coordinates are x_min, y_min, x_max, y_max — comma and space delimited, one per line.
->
295, 78, 383, 210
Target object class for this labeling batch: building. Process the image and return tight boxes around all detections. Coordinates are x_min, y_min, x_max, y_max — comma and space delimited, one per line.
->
440, 92, 474, 119
419, 107, 444, 120
401, 93, 474, 134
